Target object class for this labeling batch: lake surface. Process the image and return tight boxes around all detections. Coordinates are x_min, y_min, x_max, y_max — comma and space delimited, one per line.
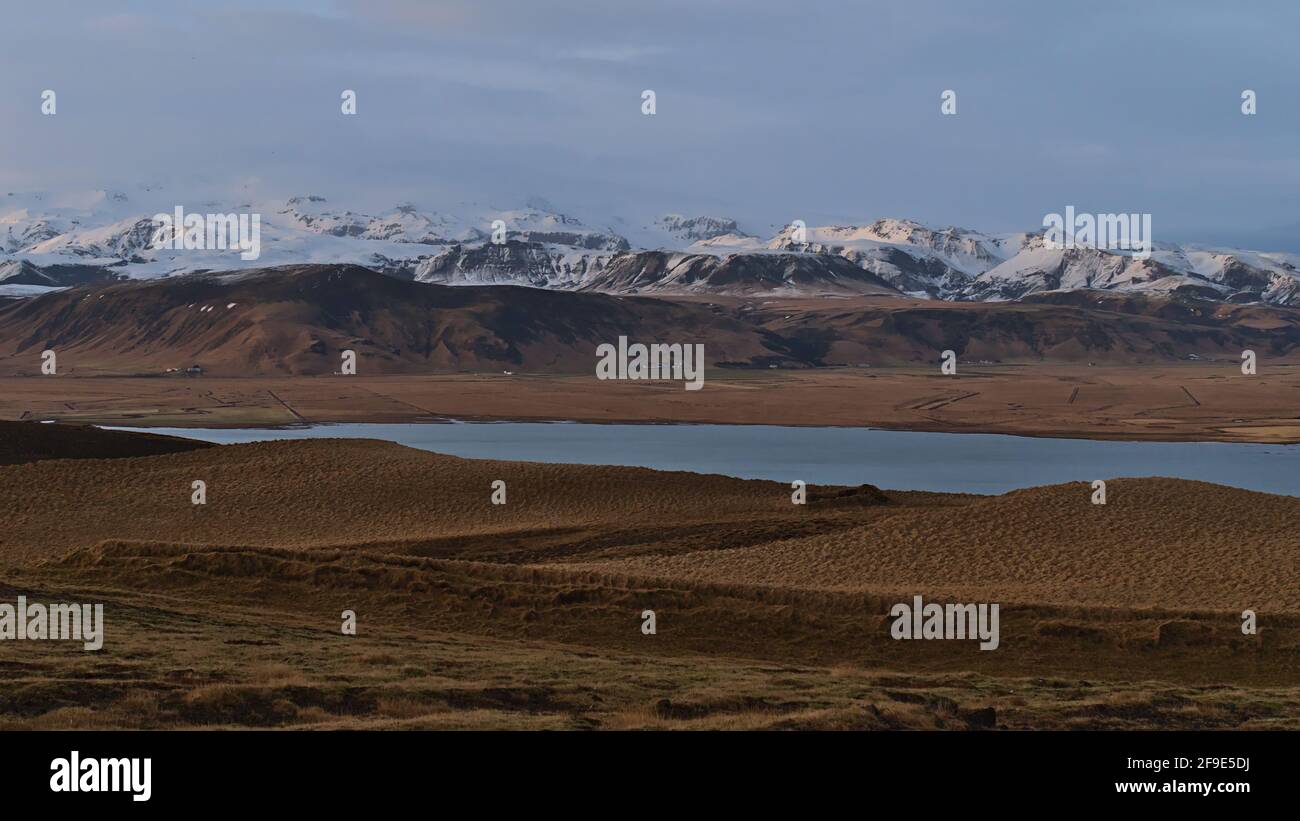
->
113, 422, 1300, 496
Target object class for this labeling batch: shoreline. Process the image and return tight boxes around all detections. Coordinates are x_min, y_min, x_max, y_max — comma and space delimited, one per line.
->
98, 418, 1300, 498
97, 413, 1300, 445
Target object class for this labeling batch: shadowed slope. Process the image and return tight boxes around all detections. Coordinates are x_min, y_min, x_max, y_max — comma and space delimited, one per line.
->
0, 419, 212, 466
0, 264, 772, 375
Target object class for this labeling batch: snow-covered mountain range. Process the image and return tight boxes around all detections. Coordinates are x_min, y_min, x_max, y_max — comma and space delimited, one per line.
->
4, 188, 1299, 306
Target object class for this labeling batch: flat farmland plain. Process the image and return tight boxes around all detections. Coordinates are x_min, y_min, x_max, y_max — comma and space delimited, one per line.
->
1, 363, 1298, 442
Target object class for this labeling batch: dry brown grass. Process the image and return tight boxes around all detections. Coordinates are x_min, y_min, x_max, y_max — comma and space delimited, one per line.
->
1, 429, 1298, 729
560, 478, 1300, 611
4, 577, 1299, 731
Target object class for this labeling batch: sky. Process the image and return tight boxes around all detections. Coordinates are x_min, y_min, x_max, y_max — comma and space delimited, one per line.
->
2, 0, 1300, 247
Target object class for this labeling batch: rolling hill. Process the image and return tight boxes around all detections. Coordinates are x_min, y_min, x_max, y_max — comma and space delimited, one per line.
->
1, 263, 1298, 376
0, 264, 771, 375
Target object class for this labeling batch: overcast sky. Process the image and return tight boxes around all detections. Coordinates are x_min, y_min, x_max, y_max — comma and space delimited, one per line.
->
3, 0, 1299, 247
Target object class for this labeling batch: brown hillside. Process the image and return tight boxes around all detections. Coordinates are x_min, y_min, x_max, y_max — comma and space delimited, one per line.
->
0, 264, 771, 376
1, 265, 1299, 376
3, 435, 1297, 613
564, 477, 1300, 612
4, 427, 1300, 730
0, 419, 212, 465
746, 292, 1300, 365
